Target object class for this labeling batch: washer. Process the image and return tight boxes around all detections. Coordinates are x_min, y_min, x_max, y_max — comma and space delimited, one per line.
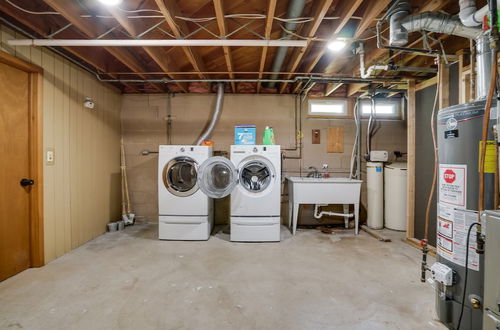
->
194, 145, 281, 242
230, 145, 281, 242
158, 145, 213, 240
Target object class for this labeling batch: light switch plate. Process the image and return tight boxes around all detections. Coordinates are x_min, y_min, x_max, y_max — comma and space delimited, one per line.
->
46, 148, 55, 165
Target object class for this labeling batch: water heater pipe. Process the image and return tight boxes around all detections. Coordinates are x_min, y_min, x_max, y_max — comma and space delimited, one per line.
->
195, 83, 225, 145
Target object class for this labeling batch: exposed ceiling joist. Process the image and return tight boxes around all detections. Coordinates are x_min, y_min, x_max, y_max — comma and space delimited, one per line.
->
347, 82, 369, 96
292, 0, 364, 93
278, 0, 336, 94
0, 1, 138, 92
154, 0, 207, 78
42, 0, 165, 92
325, 82, 343, 96
256, 0, 277, 93
213, 0, 235, 92
104, 6, 188, 92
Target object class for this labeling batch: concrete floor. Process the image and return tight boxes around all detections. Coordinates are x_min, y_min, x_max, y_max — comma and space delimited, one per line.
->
0, 223, 446, 330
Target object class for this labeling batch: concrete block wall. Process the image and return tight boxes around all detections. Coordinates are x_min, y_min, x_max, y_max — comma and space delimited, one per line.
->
121, 94, 407, 225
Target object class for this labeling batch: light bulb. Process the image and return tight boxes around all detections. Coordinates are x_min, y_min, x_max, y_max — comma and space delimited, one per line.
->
327, 40, 347, 52
97, 0, 123, 6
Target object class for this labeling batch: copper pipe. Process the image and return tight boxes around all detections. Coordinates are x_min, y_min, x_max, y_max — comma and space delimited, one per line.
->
478, 46, 498, 216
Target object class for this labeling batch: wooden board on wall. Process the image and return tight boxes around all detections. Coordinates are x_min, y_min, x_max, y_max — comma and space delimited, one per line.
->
327, 127, 344, 153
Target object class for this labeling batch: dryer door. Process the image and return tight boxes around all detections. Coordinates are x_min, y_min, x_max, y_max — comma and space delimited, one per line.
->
163, 156, 199, 197
197, 156, 238, 199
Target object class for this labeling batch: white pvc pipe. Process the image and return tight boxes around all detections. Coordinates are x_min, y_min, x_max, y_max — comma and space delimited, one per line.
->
459, 0, 498, 27
7, 39, 308, 47
359, 44, 389, 79
314, 204, 354, 219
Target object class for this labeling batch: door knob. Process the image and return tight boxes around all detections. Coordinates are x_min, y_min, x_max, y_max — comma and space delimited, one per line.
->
20, 178, 35, 186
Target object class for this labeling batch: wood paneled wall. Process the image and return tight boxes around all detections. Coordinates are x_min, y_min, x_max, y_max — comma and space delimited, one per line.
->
1, 25, 122, 263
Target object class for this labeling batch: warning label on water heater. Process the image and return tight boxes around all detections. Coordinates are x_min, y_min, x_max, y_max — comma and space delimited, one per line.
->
437, 203, 479, 271
439, 164, 467, 209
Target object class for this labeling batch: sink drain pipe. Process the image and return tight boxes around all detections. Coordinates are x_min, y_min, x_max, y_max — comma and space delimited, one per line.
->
314, 204, 354, 219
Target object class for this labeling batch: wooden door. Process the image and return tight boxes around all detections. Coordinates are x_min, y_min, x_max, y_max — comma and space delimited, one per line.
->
0, 61, 32, 281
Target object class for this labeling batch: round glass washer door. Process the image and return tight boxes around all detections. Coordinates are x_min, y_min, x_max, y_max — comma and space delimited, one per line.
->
163, 157, 199, 197
197, 156, 238, 199
239, 158, 275, 193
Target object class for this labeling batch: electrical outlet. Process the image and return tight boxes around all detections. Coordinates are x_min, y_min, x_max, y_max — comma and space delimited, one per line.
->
322, 164, 328, 169
46, 148, 55, 165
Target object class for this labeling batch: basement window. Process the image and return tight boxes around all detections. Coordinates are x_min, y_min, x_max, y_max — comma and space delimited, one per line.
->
308, 99, 348, 117
360, 99, 402, 120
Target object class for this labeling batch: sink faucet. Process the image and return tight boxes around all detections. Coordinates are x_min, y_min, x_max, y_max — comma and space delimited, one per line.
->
307, 166, 323, 178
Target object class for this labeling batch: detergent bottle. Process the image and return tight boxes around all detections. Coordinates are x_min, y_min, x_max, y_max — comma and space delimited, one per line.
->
262, 126, 275, 145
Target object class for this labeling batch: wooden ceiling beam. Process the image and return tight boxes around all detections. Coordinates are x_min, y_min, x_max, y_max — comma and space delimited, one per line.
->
278, 0, 336, 94
0, 2, 137, 92
42, 0, 165, 92
325, 82, 343, 96
257, 0, 277, 93
104, 6, 187, 92
347, 83, 369, 96
154, 0, 207, 78
291, 0, 364, 94
213, 0, 235, 92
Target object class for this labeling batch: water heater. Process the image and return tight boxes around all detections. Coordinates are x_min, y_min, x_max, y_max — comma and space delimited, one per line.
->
435, 100, 496, 329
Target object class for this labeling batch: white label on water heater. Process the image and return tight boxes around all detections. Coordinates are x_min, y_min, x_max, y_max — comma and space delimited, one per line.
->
437, 203, 479, 271
438, 164, 467, 209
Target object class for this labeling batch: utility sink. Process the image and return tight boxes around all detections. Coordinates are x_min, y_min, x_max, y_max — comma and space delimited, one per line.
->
287, 177, 362, 183
286, 176, 363, 235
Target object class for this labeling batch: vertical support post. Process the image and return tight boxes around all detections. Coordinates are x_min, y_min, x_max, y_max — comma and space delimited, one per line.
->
456, 49, 469, 104
438, 59, 450, 109
406, 79, 416, 239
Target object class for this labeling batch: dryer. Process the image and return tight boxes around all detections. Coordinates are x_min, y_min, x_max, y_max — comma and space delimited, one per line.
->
196, 145, 281, 242
158, 145, 213, 240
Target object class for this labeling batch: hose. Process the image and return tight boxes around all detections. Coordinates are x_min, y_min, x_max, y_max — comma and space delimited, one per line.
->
349, 100, 360, 178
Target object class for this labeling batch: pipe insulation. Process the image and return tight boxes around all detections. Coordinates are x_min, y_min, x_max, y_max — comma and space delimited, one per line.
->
195, 83, 225, 145
267, 0, 307, 88
7, 39, 307, 47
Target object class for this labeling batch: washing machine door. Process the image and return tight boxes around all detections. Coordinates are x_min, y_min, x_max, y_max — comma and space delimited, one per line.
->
197, 156, 238, 199
163, 156, 199, 197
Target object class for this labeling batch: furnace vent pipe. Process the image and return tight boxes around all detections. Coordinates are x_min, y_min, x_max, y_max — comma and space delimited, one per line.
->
195, 83, 225, 145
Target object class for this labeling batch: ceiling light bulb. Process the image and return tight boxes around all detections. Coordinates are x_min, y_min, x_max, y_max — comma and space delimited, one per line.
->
97, 0, 122, 6
327, 40, 347, 51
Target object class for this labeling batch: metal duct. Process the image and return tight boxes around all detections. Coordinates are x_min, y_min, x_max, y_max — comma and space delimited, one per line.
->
195, 83, 225, 145
389, 9, 482, 47
389, 0, 412, 47
475, 35, 492, 99
267, 0, 307, 88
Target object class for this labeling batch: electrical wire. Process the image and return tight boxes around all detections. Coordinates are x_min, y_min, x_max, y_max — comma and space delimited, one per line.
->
456, 222, 480, 330
423, 56, 441, 242
350, 100, 360, 178
5, 0, 59, 14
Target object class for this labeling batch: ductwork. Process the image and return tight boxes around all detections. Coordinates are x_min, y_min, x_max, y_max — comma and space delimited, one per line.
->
195, 83, 225, 145
475, 35, 492, 99
389, 0, 482, 47
267, 0, 307, 88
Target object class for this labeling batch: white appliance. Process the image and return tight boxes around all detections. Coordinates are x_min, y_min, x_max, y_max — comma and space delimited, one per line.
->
384, 162, 407, 231
195, 145, 281, 242
366, 161, 384, 229
158, 145, 213, 240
